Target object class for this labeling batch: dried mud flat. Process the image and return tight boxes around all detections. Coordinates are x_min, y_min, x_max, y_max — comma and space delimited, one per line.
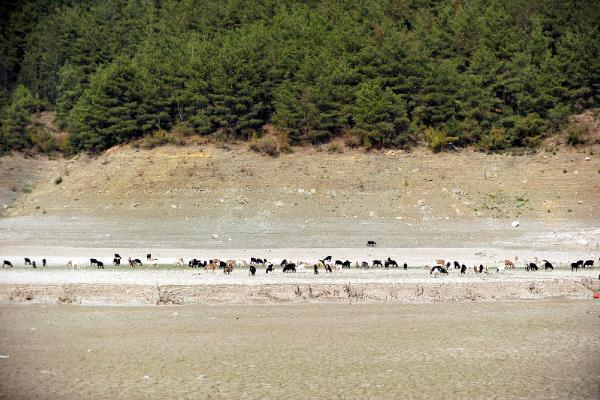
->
0, 300, 599, 400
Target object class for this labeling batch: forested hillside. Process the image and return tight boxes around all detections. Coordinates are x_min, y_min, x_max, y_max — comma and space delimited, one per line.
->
0, 0, 598, 154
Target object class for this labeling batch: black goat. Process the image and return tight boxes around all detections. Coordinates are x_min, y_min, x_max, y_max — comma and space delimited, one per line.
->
283, 263, 296, 273
430, 266, 448, 275
385, 258, 398, 268
526, 262, 538, 271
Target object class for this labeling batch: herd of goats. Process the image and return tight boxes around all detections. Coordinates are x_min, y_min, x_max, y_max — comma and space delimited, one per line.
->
2, 253, 598, 276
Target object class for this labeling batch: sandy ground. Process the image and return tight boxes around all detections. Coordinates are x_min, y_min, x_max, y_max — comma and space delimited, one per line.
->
0, 300, 599, 400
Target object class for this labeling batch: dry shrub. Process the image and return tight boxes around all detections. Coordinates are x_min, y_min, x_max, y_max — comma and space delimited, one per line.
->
566, 125, 587, 146
328, 143, 343, 153
249, 133, 281, 157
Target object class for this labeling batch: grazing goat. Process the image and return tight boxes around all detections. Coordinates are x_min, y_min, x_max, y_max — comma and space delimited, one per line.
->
205, 261, 217, 272
323, 256, 332, 262
504, 260, 515, 268
24, 257, 31, 265
96, 261, 104, 269
367, 240, 376, 247
313, 264, 319, 274
90, 258, 99, 267
435, 259, 445, 266
283, 263, 296, 273
571, 260, 583, 271
32, 261, 36, 268
249, 265, 256, 276
42, 259, 46, 267
113, 257, 121, 266
223, 264, 234, 274
129, 257, 142, 267
403, 263, 408, 270
372, 260, 383, 267
529, 262, 538, 271
325, 264, 333, 273
460, 264, 466, 274
3, 260, 13, 268
266, 264, 274, 274
430, 265, 448, 276
385, 258, 398, 268
176, 258, 184, 266
453, 261, 460, 270
583, 259, 595, 268
543, 260, 553, 270
251, 257, 266, 265
66, 260, 73, 268
342, 260, 352, 268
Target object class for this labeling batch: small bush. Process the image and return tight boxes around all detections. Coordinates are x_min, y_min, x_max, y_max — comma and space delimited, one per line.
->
249, 134, 280, 157
345, 134, 363, 148
566, 125, 587, 146
425, 127, 457, 153
54, 176, 63, 185
28, 128, 61, 154
479, 127, 510, 151
22, 185, 32, 193
328, 143, 343, 153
